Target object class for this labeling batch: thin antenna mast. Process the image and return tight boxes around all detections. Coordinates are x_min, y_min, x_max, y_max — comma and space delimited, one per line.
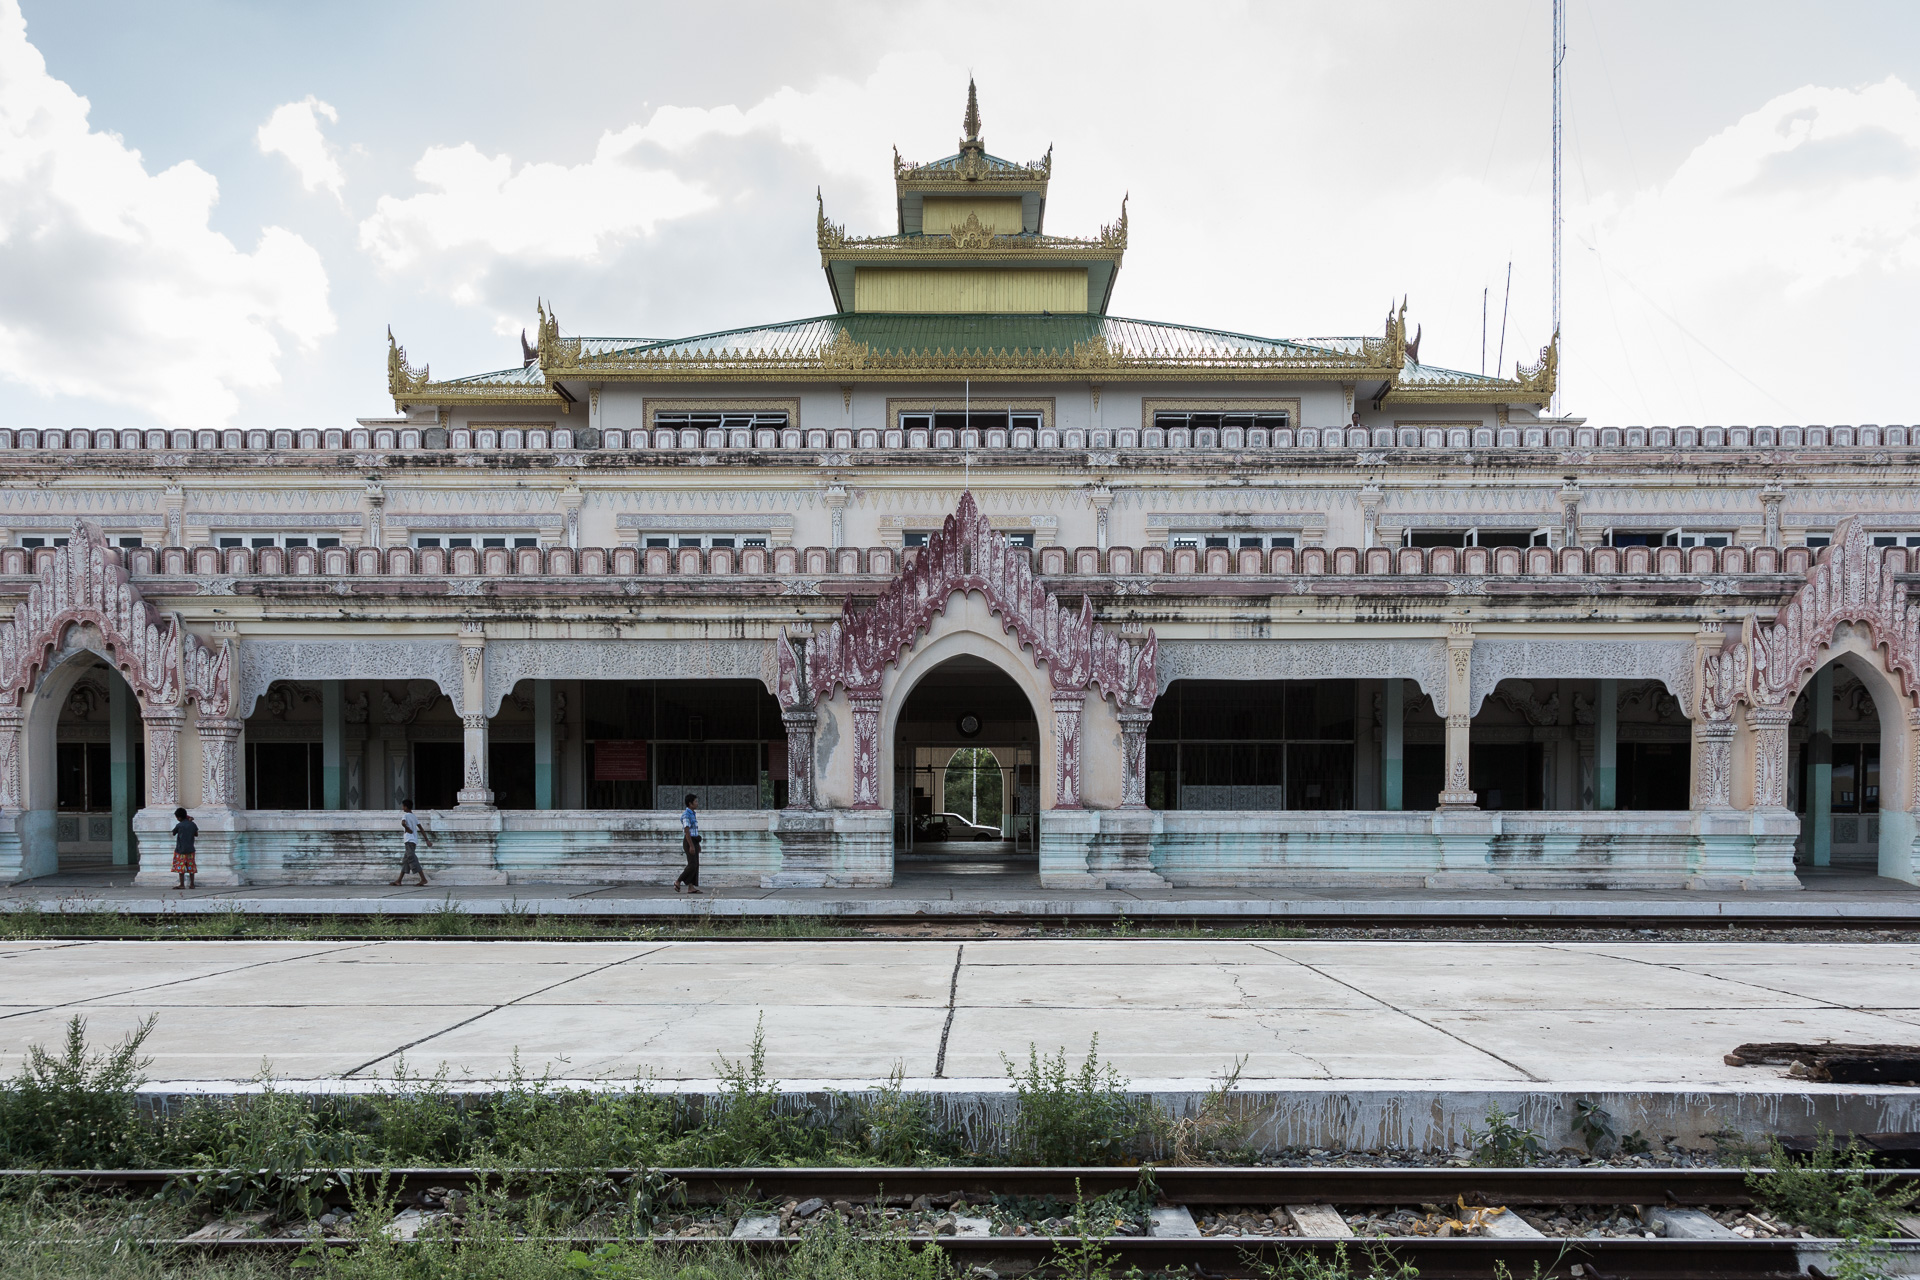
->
1481, 287, 1488, 376
1496, 261, 1513, 377
1552, 0, 1565, 412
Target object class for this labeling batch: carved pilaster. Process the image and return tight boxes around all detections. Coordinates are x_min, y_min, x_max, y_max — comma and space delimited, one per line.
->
782, 707, 817, 810
1052, 691, 1085, 810
1359, 482, 1383, 551
143, 708, 185, 808
1692, 720, 1734, 810
1118, 708, 1151, 809
849, 693, 882, 809
456, 624, 493, 807
1909, 707, 1920, 823
1559, 480, 1581, 550
163, 485, 183, 547
364, 482, 384, 549
1089, 486, 1113, 553
1761, 484, 1784, 550
1439, 623, 1477, 809
1748, 705, 1793, 809
0, 703, 22, 811
825, 484, 849, 551
197, 716, 243, 810
562, 482, 582, 551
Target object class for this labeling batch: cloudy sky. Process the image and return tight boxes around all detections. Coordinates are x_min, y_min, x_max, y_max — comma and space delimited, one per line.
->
2, 0, 1917, 431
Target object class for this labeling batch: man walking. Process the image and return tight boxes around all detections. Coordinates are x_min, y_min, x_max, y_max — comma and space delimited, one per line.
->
393, 800, 433, 886
675, 793, 702, 894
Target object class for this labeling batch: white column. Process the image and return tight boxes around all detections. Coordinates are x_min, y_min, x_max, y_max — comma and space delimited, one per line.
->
1439, 625, 1477, 809
456, 627, 493, 808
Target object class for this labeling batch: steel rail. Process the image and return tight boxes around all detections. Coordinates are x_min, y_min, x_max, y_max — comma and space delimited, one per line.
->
9, 1163, 1918, 1202
153, 1235, 1918, 1280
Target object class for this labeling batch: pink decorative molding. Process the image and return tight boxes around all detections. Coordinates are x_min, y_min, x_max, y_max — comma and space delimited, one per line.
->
1703, 516, 1920, 717
777, 492, 1158, 808
0, 522, 229, 715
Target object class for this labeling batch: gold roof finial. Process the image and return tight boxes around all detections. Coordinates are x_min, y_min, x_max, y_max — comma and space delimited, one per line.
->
961, 77, 982, 150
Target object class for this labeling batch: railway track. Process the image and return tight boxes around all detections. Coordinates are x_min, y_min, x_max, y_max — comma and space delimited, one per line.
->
11, 1165, 1920, 1278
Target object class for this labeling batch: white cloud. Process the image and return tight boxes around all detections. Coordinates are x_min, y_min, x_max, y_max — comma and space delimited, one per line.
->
1561, 76, 1920, 420
257, 95, 345, 198
358, 137, 717, 302
0, 1, 333, 427
356, 56, 968, 313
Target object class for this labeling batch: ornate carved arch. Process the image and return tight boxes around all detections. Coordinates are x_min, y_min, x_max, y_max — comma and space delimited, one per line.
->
0, 522, 230, 714
776, 491, 1157, 710
774, 492, 1157, 811
1703, 516, 1920, 719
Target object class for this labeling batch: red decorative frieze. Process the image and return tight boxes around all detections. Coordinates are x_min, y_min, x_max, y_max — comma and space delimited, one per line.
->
1703, 516, 1920, 717
0, 522, 229, 715
777, 492, 1158, 808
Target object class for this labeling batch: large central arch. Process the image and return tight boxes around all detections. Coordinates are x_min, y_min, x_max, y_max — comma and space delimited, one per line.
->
777, 491, 1157, 813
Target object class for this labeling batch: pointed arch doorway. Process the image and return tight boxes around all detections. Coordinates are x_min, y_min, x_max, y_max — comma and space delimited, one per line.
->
892, 655, 1041, 881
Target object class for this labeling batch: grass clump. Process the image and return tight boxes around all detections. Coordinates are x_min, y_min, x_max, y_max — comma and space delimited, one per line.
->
1747, 1131, 1919, 1237
0, 1015, 155, 1169
1001, 1035, 1143, 1165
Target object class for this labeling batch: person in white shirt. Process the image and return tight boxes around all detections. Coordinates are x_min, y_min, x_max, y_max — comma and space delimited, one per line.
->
675, 793, 702, 894
392, 800, 433, 886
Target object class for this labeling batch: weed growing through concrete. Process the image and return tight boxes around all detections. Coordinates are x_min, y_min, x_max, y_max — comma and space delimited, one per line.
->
1466, 1105, 1542, 1166
0, 1015, 155, 1169
1001, 1035, 1144, 1165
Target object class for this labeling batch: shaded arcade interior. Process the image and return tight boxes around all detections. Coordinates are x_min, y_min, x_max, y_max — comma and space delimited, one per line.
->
892, 656, 1038, 858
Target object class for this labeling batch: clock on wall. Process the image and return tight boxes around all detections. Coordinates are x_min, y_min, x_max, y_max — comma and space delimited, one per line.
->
957, 713, 982, 738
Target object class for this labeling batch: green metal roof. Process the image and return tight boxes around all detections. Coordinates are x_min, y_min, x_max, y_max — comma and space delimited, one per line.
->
574, 313, 1360, 363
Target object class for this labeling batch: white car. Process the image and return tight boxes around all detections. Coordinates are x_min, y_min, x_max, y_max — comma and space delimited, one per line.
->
931, 812, 1002, 841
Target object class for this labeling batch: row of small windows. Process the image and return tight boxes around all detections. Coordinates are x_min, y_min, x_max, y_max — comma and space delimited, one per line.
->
1151, 411, 1291, 432
640, 535, 769, 550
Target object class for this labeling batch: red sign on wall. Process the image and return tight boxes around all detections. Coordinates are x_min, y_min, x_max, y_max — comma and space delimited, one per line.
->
594, 740, 648, 781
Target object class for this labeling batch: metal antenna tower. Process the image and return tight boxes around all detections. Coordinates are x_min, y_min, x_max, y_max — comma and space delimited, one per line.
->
1552, 0, 1565, 413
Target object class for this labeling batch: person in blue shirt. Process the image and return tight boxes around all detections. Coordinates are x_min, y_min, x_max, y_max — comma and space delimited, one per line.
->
675, 793, 702, 894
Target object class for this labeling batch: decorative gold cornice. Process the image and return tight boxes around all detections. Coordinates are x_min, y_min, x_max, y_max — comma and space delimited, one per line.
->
1381, 329, 1558, 407
817, 197, 1125, 261
387, 311, 565, 410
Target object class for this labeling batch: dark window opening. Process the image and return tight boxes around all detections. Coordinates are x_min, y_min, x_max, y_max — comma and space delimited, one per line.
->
245, 742, 324, 809
1144, 680, 1355, 811
411, 742, 465, 810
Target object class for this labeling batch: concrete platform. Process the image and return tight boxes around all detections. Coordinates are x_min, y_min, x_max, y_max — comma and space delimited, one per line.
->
5, 859, 1919, 923
2, 937, 1918, 1151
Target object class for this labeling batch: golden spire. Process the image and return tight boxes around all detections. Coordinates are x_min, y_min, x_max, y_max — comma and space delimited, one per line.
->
961, 78, 982, 151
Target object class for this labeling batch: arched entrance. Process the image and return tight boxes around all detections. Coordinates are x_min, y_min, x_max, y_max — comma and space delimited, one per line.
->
892, 655, 1040, 878
1788, 654, 1896, 874
25, 648, 143, 880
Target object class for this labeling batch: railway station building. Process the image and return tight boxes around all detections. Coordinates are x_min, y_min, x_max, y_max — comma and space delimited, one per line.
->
1, 87, 1915, 890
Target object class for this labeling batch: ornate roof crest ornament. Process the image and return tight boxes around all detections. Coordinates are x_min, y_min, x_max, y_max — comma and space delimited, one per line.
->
1514, 331, 1559, 398
386, 328, 429, 396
